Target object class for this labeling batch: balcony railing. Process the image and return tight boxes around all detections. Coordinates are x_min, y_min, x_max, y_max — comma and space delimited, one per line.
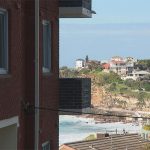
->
59, 78, 91, 114
59, 0, 91, 10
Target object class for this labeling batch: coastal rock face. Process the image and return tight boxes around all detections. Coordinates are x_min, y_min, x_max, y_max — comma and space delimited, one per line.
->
91, 81, 138, 110
91, 85, 103, 106
79, 74, 107, 107
77, 74, 149, 112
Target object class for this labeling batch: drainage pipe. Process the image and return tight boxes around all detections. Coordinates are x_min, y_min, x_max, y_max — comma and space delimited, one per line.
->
35, 0, 40, 149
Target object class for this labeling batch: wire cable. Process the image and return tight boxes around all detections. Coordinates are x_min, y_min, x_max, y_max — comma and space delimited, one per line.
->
34, 106, 150, 120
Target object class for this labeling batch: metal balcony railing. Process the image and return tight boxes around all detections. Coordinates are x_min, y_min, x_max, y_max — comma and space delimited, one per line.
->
59, 0, 91, 11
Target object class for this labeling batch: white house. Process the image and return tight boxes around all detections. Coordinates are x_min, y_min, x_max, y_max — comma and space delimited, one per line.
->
122, 70, 150, 80
75, 59, 85, 69
109, 56, 135, 76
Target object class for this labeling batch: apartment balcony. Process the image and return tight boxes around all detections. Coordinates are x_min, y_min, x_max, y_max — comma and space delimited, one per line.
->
59, 78, 91, 114
59, 0, 95, 18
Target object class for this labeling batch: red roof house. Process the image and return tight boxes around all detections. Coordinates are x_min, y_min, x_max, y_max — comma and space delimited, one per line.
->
102, 63, 110, 70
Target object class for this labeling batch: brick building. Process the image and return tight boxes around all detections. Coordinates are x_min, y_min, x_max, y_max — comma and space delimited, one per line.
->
0, 0, 94, 150
0, 0, 59, 149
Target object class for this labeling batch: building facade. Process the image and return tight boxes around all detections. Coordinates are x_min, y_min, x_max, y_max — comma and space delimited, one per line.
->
0, 0, 95, 149
109, 56, 127, 75
109, 56, 135, 76
122, 70, 150, 80
0, 0, 59, 149
75, 59, 85, 69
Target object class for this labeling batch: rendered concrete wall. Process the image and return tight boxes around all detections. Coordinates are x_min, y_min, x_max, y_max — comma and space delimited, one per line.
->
0, 124, 17, 150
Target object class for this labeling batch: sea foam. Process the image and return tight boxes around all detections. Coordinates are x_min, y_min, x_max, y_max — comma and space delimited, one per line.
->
59, 115, 140, 145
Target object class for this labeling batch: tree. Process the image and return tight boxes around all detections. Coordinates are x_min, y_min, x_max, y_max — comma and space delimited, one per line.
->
60, 66, 68, 70
79, 68, 90, 75
87, 61, 102, 71
124, 79, 140, 89
143, 82, 150, 91
136, 59, 150, 70
85, 55, 89, 63
120, 87, 128, 94
108, 82, 117, 91
59, 67, 79, 78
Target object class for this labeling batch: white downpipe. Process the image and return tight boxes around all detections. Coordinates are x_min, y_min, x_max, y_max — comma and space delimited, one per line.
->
35, 0, 40, 149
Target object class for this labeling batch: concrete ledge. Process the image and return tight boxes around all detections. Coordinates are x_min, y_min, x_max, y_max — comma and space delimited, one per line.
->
0, 116, 19, 128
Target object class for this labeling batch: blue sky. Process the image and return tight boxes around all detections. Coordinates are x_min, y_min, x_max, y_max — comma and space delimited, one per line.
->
59, 0, 150, 67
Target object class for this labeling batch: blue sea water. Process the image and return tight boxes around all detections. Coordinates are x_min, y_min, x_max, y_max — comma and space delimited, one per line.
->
59, 115, 140, 145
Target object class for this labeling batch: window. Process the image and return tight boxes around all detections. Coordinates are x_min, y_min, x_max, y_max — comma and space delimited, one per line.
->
42, 141, 50, 150
42, 20, 51, 73
0, 9, 8, 74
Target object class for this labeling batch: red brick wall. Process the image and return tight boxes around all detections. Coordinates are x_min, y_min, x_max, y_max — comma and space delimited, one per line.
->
39, 0, 59, 150
0, 0, 26, 149
0, 0, 59, 150
0, 0, 25, 121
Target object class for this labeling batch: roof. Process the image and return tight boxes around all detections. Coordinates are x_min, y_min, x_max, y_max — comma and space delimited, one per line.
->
133, 71, 150, 75
111, 56, 123, 60
102, 63, 110, 69
110, 60, 125, 64
76, 59, 85, 61
60, 134, 150, 150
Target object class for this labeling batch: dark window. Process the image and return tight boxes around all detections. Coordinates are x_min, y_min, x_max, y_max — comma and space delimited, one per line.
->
42, 20, 51, 73
0, 9, 8, 74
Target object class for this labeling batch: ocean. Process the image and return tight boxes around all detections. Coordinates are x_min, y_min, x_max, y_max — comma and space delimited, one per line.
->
59, 115, 140, 145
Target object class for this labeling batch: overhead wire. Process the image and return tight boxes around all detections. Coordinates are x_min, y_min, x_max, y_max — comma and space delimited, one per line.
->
34, 106, 150, 120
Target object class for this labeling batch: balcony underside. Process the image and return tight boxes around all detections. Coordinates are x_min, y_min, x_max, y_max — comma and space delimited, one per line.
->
59, 7, 93, 18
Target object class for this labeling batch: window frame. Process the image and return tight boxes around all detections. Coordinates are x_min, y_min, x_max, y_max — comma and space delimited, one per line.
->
42, 20, 52, 74
42, 141, 50, 150
0, 8, 8, 74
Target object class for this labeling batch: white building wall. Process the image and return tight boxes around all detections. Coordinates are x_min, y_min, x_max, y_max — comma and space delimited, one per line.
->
75, 60, 85, 69
0, 124, 17, 150
0, 116, 18, 150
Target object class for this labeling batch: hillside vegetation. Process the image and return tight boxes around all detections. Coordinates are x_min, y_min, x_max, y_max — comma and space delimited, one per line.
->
60, 67, 150, 111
